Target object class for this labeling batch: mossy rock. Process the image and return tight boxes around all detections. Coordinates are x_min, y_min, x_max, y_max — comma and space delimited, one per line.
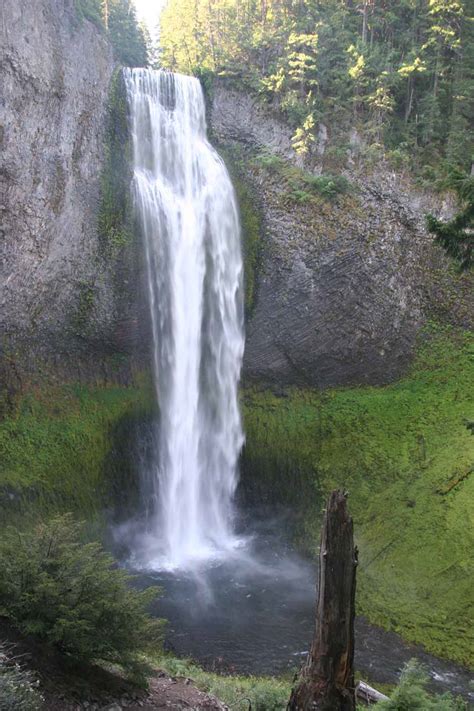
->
217, 145, 263, 317
98, 68, 134, 257
0, 377, 155, 522
242, 326, 474, 667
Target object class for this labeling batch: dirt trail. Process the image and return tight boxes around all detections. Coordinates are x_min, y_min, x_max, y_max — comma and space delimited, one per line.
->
0, 618, 226, 711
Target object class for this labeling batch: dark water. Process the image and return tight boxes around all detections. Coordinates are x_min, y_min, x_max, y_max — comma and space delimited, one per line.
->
127, 511, 473, 702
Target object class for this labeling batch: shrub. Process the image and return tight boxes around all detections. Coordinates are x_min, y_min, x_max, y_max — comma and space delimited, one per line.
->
254, 148, 352, 203
288, 188, 313, 203
0, 515, 164, 672
0, 646, 44, 711
376, 660, 466, 710
253, 150, 286, 172
302, 173, 351, 199
387, 148, 410, 172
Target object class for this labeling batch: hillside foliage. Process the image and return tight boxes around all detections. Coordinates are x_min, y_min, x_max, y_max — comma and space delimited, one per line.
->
0, 646, 44, 711
242, 327, 474, 666
75, 0, 148, 66
160, 0, 473, 180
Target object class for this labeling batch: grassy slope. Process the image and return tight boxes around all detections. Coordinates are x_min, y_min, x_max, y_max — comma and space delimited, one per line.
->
156, 655, 290, 711
242, 326, 474, 667
1, 329, 472, 666
0, 379, 153, 519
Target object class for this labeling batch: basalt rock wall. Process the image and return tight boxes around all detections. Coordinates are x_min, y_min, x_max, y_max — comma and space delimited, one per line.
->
2, 16, 473, 400
210, 83, 474, 387
0, 0, 148, 401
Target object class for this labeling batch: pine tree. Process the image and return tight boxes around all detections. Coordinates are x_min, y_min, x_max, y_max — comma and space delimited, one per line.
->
75, 0, 148, 67
427, 170, 474, 270
108, 0, 148, 67
159, 0, 474, 180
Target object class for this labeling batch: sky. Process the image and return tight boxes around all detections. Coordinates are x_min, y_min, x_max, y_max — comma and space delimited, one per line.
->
133, 0, 165, 33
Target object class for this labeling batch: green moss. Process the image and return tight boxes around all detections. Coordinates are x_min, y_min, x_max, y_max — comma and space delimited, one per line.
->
0, 377, 154, 520
253, 149, 353, 203
72, 281, 96, 332
242, 327, 474, 667
99, 69, 134, 257
218, 146, 263, 316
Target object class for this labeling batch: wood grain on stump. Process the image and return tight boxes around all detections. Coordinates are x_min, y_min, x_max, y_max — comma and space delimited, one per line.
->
288, 490, 358, 711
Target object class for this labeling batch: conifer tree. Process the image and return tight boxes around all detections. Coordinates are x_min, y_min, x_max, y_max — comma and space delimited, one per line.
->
159, 0, 474, 180
427, 170, 474, 270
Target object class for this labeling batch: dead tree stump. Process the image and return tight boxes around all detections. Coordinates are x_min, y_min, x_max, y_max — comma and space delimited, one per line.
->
288, 490, 358, 711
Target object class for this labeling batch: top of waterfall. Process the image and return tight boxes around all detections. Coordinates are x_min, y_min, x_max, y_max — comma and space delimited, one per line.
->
124, 68, 206, 130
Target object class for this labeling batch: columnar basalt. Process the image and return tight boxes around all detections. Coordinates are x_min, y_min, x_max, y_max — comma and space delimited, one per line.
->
210, 82, 474, 388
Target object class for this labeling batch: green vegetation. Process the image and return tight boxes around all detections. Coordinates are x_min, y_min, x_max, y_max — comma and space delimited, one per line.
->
427, 170, 474, 271
296, 173, 351, 201
0, 647, 44, 711
155, 656, 468, 710
242, 326, 474, 666
0, 379, 154, 518
157, 656, 290, 711
74, 0, 102, 27
75, 0, 147, 67
161, 0, 473, 182
376, 660, 466, 710
0, 515, 163, 674
99, 68, 134, 256
106, 0, 148, 67
72, 282, 96, 332
253, 149, 352, 204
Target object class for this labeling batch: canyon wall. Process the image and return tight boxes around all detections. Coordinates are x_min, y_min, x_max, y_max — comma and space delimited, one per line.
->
1, 0, 147, 399
210, 83, 474, 387
2, 9, 472, 398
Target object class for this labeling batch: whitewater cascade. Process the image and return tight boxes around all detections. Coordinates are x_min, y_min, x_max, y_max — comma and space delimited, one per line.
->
125, 68, 245, 570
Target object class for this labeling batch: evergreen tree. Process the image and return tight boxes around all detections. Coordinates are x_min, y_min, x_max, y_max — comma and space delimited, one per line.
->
75, 0, 148, 67
159, 0, 474, 179
0, 515, 164, 671
427, 169, 474, 270
108, 0, 148, 67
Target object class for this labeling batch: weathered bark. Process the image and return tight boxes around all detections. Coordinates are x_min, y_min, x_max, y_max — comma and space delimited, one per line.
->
288, 491, 358, 711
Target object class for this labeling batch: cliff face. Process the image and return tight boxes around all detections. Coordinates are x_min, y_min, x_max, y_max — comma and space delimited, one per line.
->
210, 83, 474, 388
0, 0, 147, 396
1, 12, 472, 399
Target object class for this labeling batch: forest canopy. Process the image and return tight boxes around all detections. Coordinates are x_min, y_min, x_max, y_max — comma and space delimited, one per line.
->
159, 0, 474, 179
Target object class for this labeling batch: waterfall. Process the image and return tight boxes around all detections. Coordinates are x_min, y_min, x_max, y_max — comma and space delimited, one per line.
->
125, 68, 245, 570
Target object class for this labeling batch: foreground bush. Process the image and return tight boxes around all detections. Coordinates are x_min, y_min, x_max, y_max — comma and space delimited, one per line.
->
0, 645, 44, 711
376, 660, 466, 710
0, 515, 163, 672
